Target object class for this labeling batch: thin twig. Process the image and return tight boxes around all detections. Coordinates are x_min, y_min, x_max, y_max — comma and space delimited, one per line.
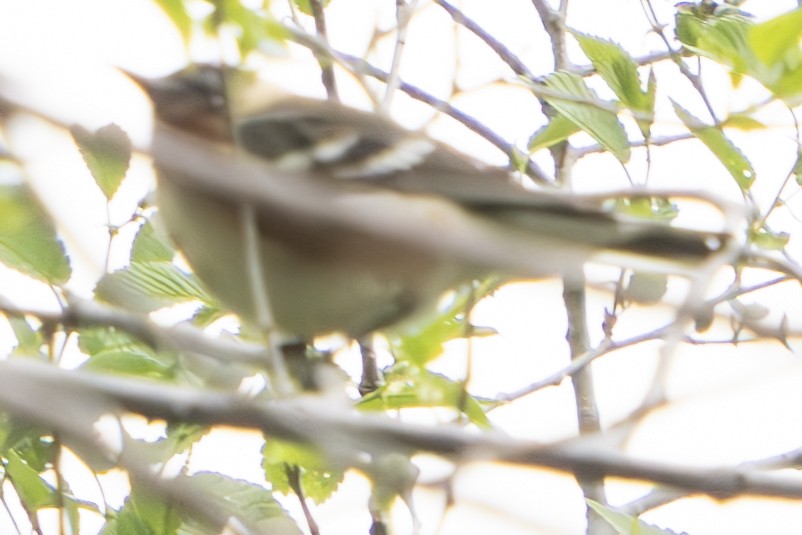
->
358, 337, 382, 396
533, 1, 614, 530
640, 0, 719, 124
382, 0, 417, 112
532, 0, 571, 70
571, 132, 695, 158
433, 0, 536, 80
622, 445, 802, 516
497, 271, 796, 404
284, 25, 553, 184
287, 465, 321, 535
308, 0, 339, 101
495, 337, 613, 403
0, 295, 271, 366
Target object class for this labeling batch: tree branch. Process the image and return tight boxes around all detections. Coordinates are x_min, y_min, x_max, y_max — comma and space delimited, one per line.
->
283, 25, 553, 184
2, 358, 802, 500
433, 0, 536, 80
307, 0, 339, 101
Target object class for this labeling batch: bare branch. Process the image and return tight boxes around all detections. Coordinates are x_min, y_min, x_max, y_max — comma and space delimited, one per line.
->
571, 132, 695, 158
3, 358, 802, 500
307, 0, 339, 101
532, 0, 571, 70
382, 0, 418, 112
433, 0, 536, 80
0, 296, 269, 366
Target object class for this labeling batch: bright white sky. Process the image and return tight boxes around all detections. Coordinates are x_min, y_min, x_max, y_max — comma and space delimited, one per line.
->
2, 1, 802, 534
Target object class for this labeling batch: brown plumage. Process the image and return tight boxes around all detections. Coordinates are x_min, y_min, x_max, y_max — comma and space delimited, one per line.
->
129, 65, 730, 337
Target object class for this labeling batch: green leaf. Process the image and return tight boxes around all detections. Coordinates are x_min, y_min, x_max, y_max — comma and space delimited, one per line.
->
191, 304, 229, 327
671, 100, 755, 190
78, 327, 176, 379
71, 123, 131, 200
571, 31, 652, 114
131, 219, 175, 263
0, 420, 57, 472
358, 368, 491, 428
624, 272, 668, 304
0, 185, 71, 284
767, 67, 802, 104
541, 72, 630, 162
614, 196, 679, 222
675, 6, 802, 102
95, 261, 213, 313
8, 316, 43, 357
364, 453, 418, 515
721, 113, 766, 131
676, 7, 755, 72
78, 325, 132, 355
188, 472, 303, 534
80, 347, 176, 378
294, 0, 333, 16
748, 8, 802, 68
699, 15, 754, 73
388, 282, 497, 367
113, 428, 210, 476
528, 113, 580, 152
262, 439, 344, 504
5, 449, 57, 510
675, 5, 707, 48
213, 0, 288, 55
748, 9, 802, 102
750, 226, 789, 250
102, 487, 181, 535
164, 423, 208, 456
388, 295, 470, 367
588, 499, 683, 534
641, 67, 657, 139
154, 0, 194, 44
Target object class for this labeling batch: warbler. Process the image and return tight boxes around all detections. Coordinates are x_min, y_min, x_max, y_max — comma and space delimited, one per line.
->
128, 65, 727, 338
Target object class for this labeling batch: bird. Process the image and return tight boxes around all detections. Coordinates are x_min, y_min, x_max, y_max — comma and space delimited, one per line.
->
126, 64, 730, 339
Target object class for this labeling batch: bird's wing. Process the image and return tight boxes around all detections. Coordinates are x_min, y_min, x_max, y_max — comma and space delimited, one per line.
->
235, 97, 728, 264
